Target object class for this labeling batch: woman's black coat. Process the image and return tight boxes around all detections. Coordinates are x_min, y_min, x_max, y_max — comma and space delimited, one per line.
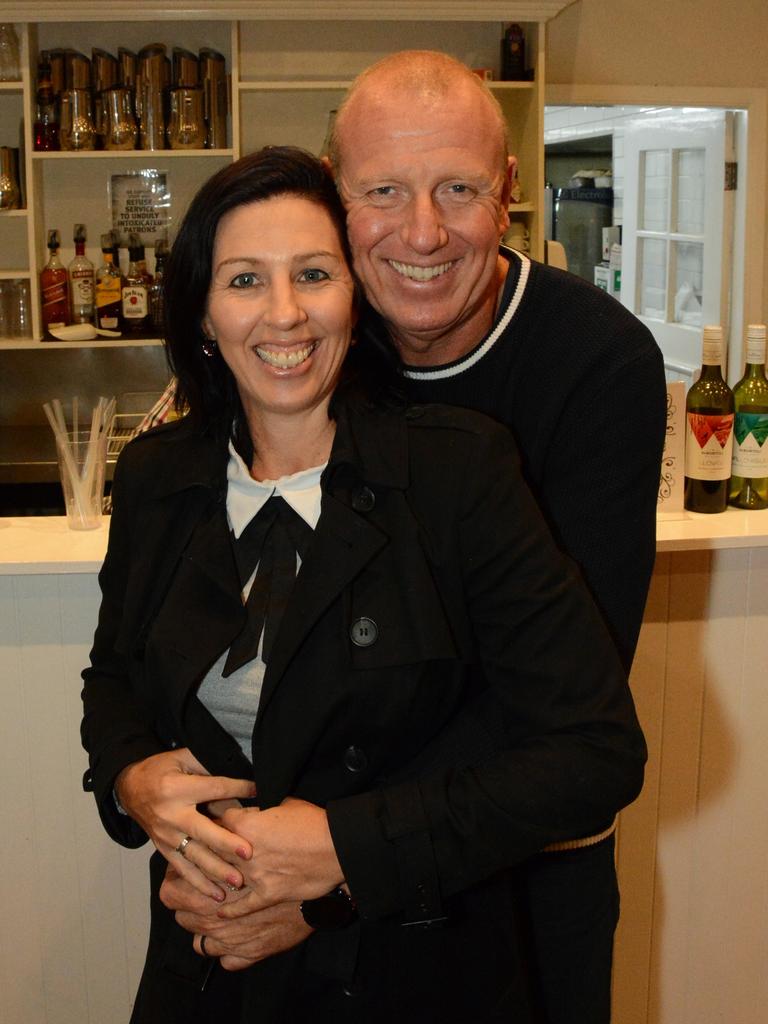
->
81, 398, 645, 1022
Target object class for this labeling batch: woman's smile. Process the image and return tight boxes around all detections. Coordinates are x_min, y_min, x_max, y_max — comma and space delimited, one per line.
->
254, 340, 318, 370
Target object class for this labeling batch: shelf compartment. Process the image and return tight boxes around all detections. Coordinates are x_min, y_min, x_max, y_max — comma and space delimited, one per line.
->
0, 336, 164, 350
31, 149, 235, 160
239, 80, 350, 91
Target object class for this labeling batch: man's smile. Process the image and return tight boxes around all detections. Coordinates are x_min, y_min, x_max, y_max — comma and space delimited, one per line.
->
387, 259, 456, 282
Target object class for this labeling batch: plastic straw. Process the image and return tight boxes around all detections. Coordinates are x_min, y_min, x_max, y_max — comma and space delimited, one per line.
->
44, 402, 90, 523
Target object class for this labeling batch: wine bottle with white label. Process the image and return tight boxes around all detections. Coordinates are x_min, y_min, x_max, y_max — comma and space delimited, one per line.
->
684, 325, 734, 513
729, 323, 768, 510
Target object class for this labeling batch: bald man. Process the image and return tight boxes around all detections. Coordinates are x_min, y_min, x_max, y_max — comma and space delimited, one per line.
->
162, 51, 666, 1023
323, 52, 666, 1022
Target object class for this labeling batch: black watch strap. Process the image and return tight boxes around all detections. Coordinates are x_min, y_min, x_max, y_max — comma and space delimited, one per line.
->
300, 887, 358, 931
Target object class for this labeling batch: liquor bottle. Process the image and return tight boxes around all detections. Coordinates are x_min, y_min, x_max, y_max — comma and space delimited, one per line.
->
501, 23, 526, 81
95, 233, 123, 331
728, 323, 768, 510
68, 223, 95, 324
40, 229, 70, 334
121, 242, 150, 333
684, 325, 735, 513
33, 56, 60, 151
131, 234, 153, 287
149, 238, 168, 334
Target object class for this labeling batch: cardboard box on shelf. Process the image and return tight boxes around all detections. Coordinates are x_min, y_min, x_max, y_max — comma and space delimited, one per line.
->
602, 226, 621, 261
594, 261, 621, 297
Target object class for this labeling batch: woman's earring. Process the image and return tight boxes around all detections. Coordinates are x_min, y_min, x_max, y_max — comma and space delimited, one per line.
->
201, 336, 217, 358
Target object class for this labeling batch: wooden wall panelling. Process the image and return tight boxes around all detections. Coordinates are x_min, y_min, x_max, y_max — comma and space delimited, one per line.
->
613, 551, 671, 1024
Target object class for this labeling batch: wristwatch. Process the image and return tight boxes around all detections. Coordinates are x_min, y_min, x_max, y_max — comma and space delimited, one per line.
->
300, 887, 358, 930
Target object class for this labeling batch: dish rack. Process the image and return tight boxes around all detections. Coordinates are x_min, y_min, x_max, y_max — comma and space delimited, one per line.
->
107, 391, 164, 462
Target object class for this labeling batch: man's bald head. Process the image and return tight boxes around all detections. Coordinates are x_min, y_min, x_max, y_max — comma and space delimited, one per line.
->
329, 50, 509, 176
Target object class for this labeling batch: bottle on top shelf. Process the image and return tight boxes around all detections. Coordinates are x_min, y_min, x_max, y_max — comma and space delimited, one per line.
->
501, 23, 526, 81
33, 57, 60, 152
684, 324, 735, 514
95, 232, 123, 332
729, 323, 768, 510
122, 239, 150, 334
68, 224, 95, 325
40, 229, 70, 335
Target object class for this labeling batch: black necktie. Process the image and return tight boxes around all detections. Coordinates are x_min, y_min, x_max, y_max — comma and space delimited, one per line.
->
223, 495, 314, 676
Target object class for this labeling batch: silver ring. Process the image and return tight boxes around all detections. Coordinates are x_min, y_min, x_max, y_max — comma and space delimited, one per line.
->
175, 835, 193, 858
199, 933, 209, 957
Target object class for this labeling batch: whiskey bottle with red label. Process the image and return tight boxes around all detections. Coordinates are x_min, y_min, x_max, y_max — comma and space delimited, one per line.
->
40, 229, 70, 335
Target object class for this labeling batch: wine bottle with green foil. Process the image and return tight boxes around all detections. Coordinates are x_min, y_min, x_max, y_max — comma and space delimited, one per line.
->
729, 323, 768, 510
684, 325, 734, 513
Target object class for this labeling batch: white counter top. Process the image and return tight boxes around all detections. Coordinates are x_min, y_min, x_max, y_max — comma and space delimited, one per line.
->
0, 516, 110, 574
656, 507, 768, 551
2, 508, 768, 575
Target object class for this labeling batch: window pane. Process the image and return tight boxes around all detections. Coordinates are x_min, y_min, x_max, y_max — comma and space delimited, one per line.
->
641, 149, 670, 231
638, 237, 667, 320
671, 241, 703, 326
675, 148, 705, 235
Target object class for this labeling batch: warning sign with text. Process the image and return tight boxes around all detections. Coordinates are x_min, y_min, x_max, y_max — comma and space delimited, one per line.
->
110, 171, 170, 247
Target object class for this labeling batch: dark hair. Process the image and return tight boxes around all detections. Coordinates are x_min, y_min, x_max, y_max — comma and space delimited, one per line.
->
163, 145, 401, 440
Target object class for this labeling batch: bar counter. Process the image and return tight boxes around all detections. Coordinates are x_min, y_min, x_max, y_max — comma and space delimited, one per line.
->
3, 507, 768, 575
2, 510, 768, 1023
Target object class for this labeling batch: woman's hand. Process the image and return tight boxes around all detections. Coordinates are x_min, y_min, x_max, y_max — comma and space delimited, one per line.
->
211, 797, 345, 913
115, 748, 257, 899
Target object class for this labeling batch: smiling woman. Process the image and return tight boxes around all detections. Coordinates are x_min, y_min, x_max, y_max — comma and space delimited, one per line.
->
81, 145, 645, 1024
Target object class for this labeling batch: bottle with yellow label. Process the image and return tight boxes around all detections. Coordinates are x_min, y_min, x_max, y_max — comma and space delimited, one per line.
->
95, 233, 122, 332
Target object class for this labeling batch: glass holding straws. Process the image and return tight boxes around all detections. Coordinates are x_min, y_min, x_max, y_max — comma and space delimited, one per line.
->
43, 396, 116, 529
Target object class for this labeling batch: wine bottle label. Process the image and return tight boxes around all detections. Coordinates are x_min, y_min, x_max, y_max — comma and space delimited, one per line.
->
685, 412, 734, 480
122, 286, 148, 318
745, 338, 766, 364
731, 412, 768, 476
701, 339, 724, 367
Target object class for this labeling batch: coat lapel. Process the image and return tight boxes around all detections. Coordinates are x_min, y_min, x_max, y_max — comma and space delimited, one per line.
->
257, 491, 388, 714
145, 497, 246, 729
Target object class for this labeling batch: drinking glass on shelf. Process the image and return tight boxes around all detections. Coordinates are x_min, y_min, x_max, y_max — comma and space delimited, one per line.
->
103, 87, 138, 150
0, 278, 32, 338
0, 146, 20, 210
12, 279, 31, 338
0, 24, 20, 81
59, 90, 96, 151
0, 279, 30, 338
167, 87, 205, 149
